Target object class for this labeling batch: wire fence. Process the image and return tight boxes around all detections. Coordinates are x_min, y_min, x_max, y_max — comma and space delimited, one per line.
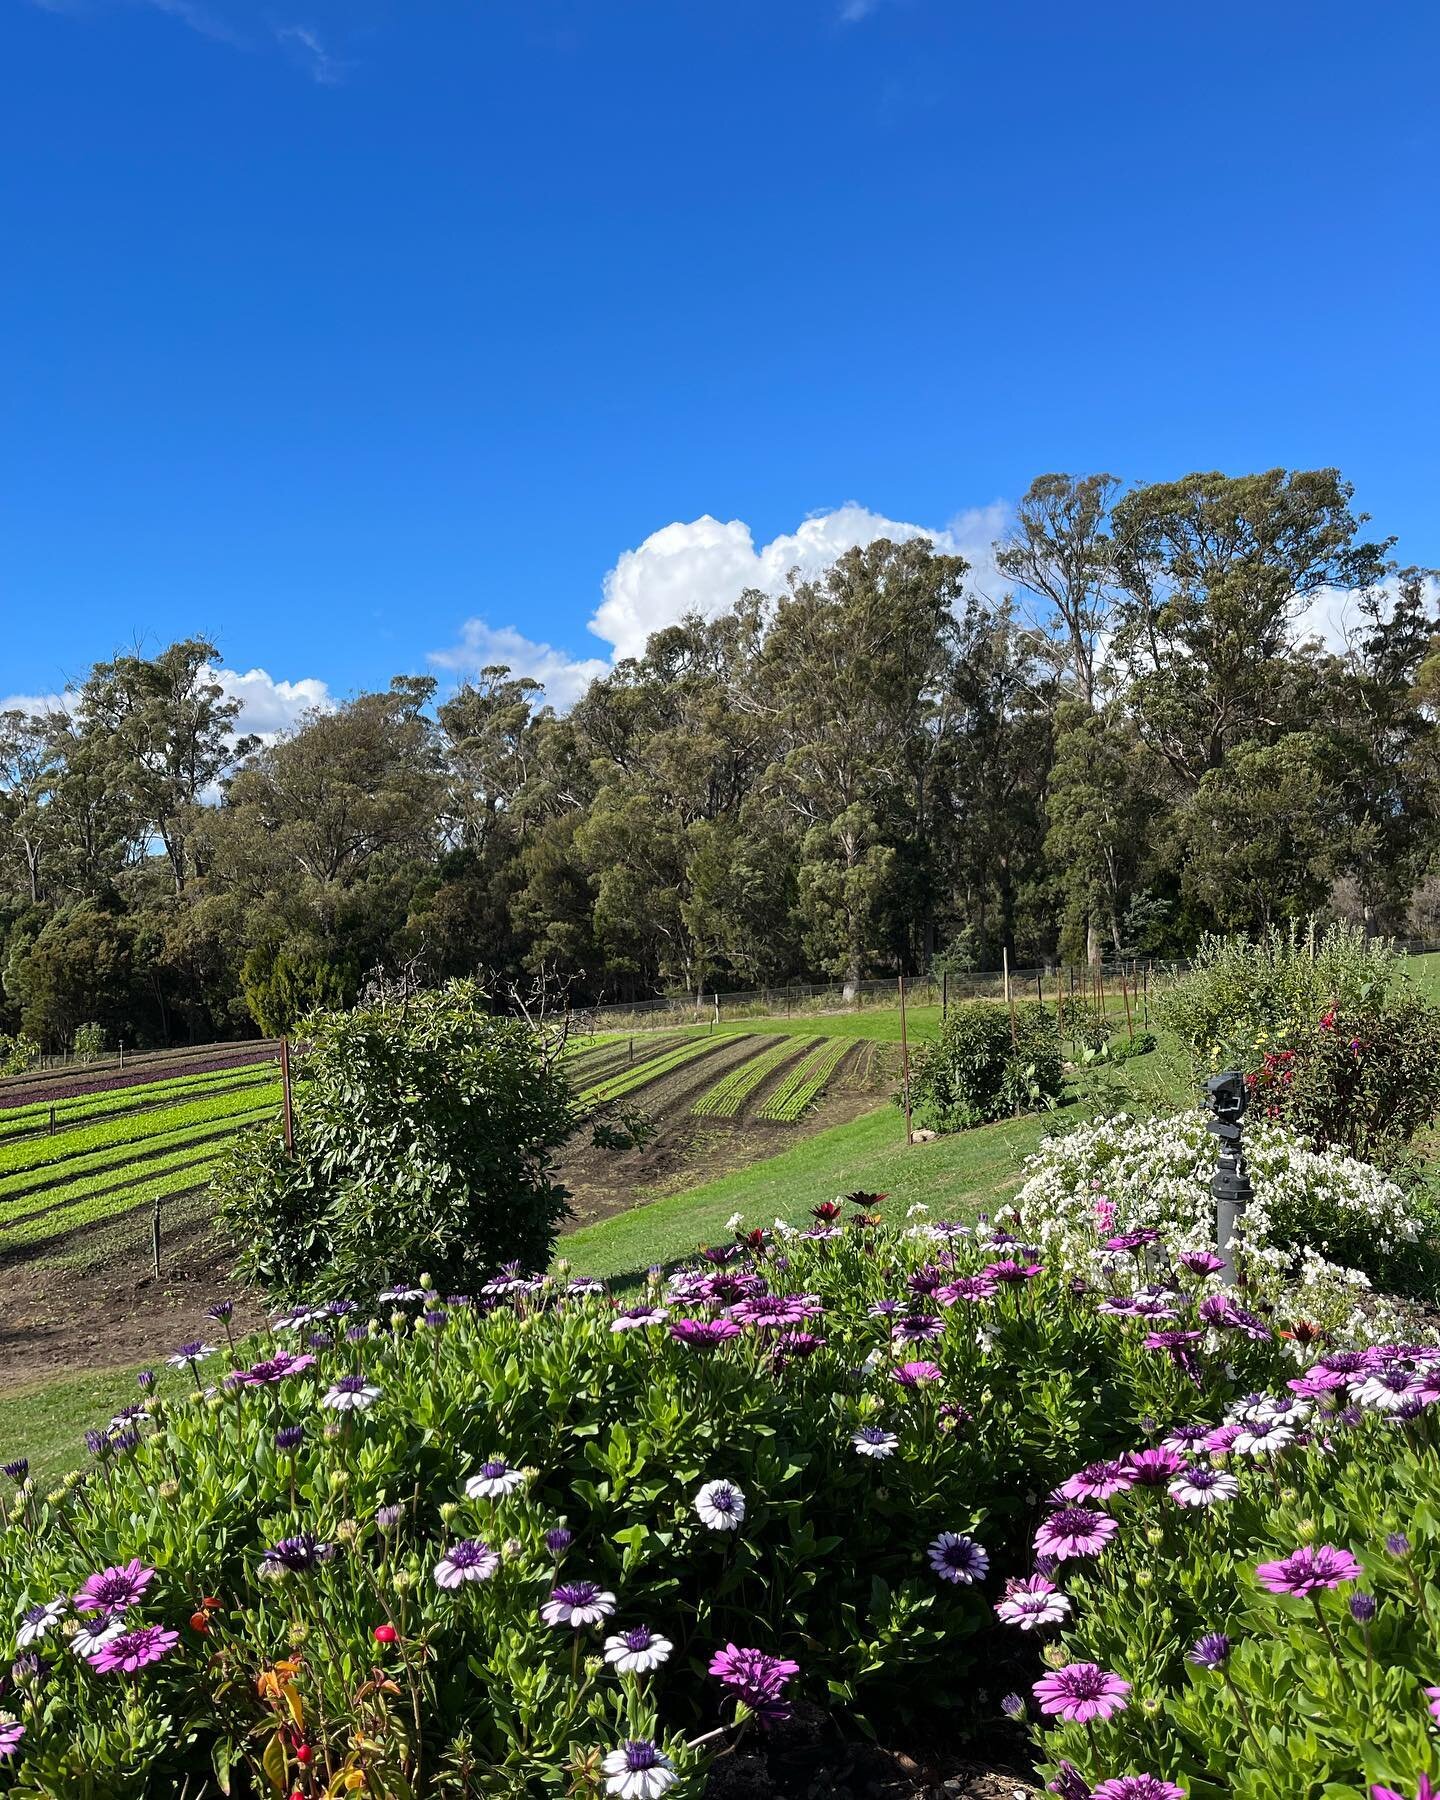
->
582, 960, 1179, 1034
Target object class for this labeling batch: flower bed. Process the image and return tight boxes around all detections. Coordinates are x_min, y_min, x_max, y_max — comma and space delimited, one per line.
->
1008, 1110, 1436, 1326
0, 1205, 1310, 1796
1014, 1339, 1440, 1799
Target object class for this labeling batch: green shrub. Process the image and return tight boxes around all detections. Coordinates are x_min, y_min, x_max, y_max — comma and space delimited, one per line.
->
71, 1020, 106, 1060
0, 1210, 1297, 1794
908, 1000, 1063, 1131
239, 940, 356, 1037
0, 1031, 37, 1075
215, 979, 575, 1297
1158, 926, 1440, 1167
1026, 1348, 1440, 1800
1059, 997, 1113, 1053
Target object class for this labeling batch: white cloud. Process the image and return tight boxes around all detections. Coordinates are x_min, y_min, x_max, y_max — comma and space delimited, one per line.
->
428, 621, 610, 712
208, 664, 333, 741
839, 0, 881, 18
1294, 575, 1440, 658
275, 23, 347, 84
429, 499, 1011, 711
590, 500, 1007, 662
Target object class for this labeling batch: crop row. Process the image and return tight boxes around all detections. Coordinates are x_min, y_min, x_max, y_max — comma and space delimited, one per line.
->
0, 1062, 277, 1144
0, 1083, 282, 1181
690, 1036, 818, 1118
0, 1149, 230, 1254
755, 1038, 853, 1121
565, 1032, 684, 1084
580, 1034, 739, 1105
0, 1097, 278, 1209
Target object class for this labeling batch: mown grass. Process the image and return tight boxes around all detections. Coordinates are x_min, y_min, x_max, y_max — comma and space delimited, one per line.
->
0, 1366, 149, 1491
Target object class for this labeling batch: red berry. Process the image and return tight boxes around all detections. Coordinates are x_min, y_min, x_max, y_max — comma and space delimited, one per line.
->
296, 1745, 313, 1765
373, 1623, 398, 1645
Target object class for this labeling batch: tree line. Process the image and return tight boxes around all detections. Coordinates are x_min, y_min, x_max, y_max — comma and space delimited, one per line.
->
3, 465, 1438, 1048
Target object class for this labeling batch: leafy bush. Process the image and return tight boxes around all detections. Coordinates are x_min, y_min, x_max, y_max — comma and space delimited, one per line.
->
0, 1032, 37, 1076
908, 1000, 1064, 1130
1157, 926, 1440, 1166
0, 1208, 1300, 1795
71, 1021, 106, 1060
1008, 1109, 1439, 1318
215, 979, 575, 1297
1060, 998, 1114, 1053
240, 940, 356, 1037
1022, 1342, 1440, 1800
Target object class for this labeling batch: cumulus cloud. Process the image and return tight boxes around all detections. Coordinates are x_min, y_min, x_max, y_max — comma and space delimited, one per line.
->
430, 499, 1012, 711
1294, 574, 1440, 658
208, 664, 333, 741
428, 620, 610, 712
0, 664, 330, 747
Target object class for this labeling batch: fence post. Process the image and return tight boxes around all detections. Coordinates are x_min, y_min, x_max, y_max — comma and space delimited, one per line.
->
899, 974, 913, 1146
151, 1195, 162, 1279
1121, 972, 1134, 1038
280, 1038, 295, 1159
942, 971, 948, 1020
1003, 947, 1017, 1048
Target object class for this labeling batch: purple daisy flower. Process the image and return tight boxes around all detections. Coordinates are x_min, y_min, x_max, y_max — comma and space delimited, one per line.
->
983, 1259, 1043, 1284
890, 1360, 944, 1387
936, 1275, 999, 1305
1187, 1632, 1232, 1668
668, 1319, 741, 1350
1034, 1506, 1118, 1560
1255, 1545, 1362, 1596
610, 1305, 669, 1332
926, 1531, 989, 1584
731, 1294, 817, 1329
0, 1722, 23, 1759
241, 1351, 316, 1386
891, 1314, 945, 1344
87, 1624, 179, 1673
1124, 1446, 1184, 1486
73, 1560, 155, 1618
708, 1643, 800, 1726
260, 1533, 331, 1576
1093, 1780, 1185, 1800
1179, 1249, 1226, 1276
1060, 1459, 1136, 1502
1032, 1661, 1130, 1723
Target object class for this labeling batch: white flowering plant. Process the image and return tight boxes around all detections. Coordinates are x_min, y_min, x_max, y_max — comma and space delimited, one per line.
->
1007, 1110, 1440, 1325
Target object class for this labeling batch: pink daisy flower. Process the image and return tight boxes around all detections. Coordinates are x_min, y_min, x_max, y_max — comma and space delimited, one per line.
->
1032, 1661, 1130, 1724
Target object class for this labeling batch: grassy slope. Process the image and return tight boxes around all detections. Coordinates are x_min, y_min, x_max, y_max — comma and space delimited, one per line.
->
0, 1366, 147, 1491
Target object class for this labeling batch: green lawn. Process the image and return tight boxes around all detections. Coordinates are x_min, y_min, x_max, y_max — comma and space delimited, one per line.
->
0, 1365, 148, 1492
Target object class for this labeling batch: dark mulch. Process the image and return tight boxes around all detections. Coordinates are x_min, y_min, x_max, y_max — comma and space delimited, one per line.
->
702, 1705, 1041, 1800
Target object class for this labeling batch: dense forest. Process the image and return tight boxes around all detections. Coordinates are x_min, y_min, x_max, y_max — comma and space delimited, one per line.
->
3, 466, 1439, 1048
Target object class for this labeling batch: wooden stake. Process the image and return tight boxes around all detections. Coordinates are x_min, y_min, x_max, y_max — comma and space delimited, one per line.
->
280, 1037, 295, 1158
151, 1196, 162, 1279
942, 970, 948, 1020
1121, 971, 1134, 1038
899, 974, 913, 1145
1003, 947, 1017, 1047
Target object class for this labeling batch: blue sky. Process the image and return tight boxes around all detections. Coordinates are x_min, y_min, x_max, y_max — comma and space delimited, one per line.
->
4, 0, 1438, 727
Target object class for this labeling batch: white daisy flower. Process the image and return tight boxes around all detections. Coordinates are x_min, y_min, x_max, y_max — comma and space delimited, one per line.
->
464, 1459, 526, 1500
541, 1581, 616, 1628
321, 1376, 382, 1412
601, 1740, 676, 1798
70, 1619, 124, 1658
851, 1426, 899, 1458
693, 1479, 746, 1531
432, 1539, 500, 1589
603, 1625, 674, 1673
16, 1599, 66, 1646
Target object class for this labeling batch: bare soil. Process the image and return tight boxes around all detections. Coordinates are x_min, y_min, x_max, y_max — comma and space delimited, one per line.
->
557, 1036, 891, 1230
0, 1190, 262, 1394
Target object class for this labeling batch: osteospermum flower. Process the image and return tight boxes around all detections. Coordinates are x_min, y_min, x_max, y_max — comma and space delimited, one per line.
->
610, 1306, 668, 1332
1124, 1447, 1184, 1486
87, 1624, 179, 1673
731, 1294, 819, 1329
668, 1319, 741, 1350
241, 1351, 316, 1386
708, 1643, 800, 1725
16, 1599, 66, 1646
321, 1374, 382, 1412
1356, 1370, 1428, 1412
73, 1560, 156, 1618
260, 1533, 331, 1576
0, 1723, 24, 1759
852, 1425, 899, 1458
1092, 1780, 1186, 1800
926, 1532, 989, 1585
694, 1480, 747, 1531
603, 1625, 674, 1673
890, 1360, 944, 1387
1186, 1633, 1232, 1669
600, 1739, 676, 1799
465, 1459, 527, 1500
165, 1341, 217, 1368
70, 1620, 125, 1659
1060, 1460, 1136, 1502
1372, 1781, 1438, 1800
1032, 1662, 1130, 1724
1255, 1545, 1362, 1596
433, 1539, 500, 1589
994, 1575, 1070, 1630
1034, 1507, 1118, 1560
891, 1314, 945, 1344
936, 1275, 998, 1305
1167, 1466, 1240, 1508
1231, 1423, 1295, 1458
541, 1581, 616, 1628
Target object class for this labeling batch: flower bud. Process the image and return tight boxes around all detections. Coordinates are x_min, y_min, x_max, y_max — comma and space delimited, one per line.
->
373, 1623, 398, 1645
158, 1480, 180, 1503
288, 1622, 310, 1647
439, 1501, 460, 1524
329, 1470, 350, 1492
1134, 1570, 1153, 1589
392, 1571, 417, 1595
419, 1272, 434, 1291
1042, 1644, 1068, 1669
1146, 1526, 1165, 1548
1294, 1517, 1317, 1544
336, 1519, 360, 1544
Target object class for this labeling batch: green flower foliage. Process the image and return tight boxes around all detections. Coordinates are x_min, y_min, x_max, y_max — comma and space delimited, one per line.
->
0, 1213, 1294, 1795
1031, 1365, 1440, 1800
